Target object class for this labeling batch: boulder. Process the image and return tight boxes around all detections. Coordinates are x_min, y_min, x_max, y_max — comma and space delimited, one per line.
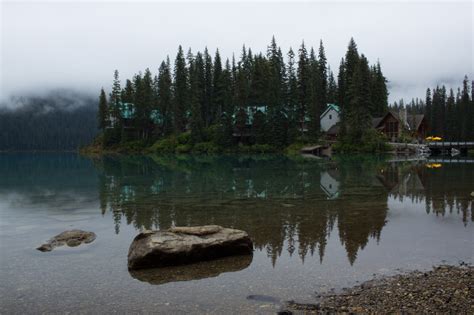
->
37, 229, 96, 252
127, 225, 253, 270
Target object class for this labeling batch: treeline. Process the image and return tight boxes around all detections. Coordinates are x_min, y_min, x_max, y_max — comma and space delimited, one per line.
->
98, 37, 388, 152
0, 91, 98, 151
392, 76, 474, 141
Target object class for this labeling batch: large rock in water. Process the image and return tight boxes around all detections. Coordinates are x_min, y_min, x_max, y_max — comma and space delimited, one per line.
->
127, 225, 253, 270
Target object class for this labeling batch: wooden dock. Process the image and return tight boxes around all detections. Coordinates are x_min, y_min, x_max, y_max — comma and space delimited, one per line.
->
300, 145, 332, 157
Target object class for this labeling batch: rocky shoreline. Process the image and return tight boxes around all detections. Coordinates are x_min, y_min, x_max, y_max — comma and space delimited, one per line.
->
284, 265, 473, 314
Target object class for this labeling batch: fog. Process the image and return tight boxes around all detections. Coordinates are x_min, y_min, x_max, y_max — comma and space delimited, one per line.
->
1, 1, 472, 106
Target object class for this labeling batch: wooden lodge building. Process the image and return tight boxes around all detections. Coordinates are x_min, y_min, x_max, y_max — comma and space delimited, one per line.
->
325, 107, 427, 142
372, 110, 427, 142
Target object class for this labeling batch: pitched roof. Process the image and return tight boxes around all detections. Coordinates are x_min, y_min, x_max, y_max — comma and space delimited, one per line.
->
320, 103, 340, 118
373, 111, 425, 131
372, 117, 383, 128
407, 114, 425, 131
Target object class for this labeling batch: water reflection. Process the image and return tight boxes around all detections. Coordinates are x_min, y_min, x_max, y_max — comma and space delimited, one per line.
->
93, 155, 472, 266
1, 154, 471, 268
130, 255, 253, 285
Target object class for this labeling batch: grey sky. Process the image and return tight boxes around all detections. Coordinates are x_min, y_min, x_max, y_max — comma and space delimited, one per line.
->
1, 1, 473, 105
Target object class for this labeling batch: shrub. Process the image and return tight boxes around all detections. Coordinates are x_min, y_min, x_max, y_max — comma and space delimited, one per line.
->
117, 140, 148, 153
149, 136, 178, 153
177, 131, 192, 145
175, 144, 192, 154
335, 129, 389, 153
285, 143, 307, 155
193, 142, 219, 154
250, 144, 276, 153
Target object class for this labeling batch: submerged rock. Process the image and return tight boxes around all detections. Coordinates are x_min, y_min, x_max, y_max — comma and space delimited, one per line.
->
37, 229, 96, 252
127, 225, 253, 270
129, 254, 252, 285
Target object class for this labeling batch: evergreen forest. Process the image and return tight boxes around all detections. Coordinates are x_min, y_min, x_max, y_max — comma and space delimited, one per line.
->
96, 37, 391, 153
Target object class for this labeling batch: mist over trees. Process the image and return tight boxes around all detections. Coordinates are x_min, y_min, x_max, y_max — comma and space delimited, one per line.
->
0, 91, 98, 151
392, 75, 474, 141
98, 37, 389, 151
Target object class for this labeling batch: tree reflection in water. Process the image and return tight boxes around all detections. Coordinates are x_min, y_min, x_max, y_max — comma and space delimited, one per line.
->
94, 155, 472, 266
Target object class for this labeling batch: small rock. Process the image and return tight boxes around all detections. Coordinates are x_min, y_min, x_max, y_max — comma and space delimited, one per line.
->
37, 230, 96, 252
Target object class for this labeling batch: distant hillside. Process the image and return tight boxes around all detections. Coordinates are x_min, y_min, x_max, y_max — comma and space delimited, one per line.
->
0, 90, 98, 151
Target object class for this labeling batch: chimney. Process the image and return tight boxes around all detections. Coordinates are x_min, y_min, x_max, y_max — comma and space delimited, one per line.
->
399, 108, 408, 129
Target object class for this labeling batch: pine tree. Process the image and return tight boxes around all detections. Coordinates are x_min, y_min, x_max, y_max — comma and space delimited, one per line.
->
317, 40, 328, 111
173, 45, 188, 133
267, 36, 284, 110
286, 47, 299, 142
188, 51, 205, 142
157, 58, 173, 135
425, 88, 432, 135
234, 107, 247, 143
252, 109, 266, 144
203, 47, 213, 126
212, 49, 224, 121
370, 61, 388, 116
342, 38, 360, 126
308, 47, 320, 139
98, 88, 108, 130
345, 54, 371, 142
109, 70, 122, 127
121, 79, 134, 103
445, 88, 456, 140
297, 41, 310, 137
337, 58, 347, 122
460, 75, 470, 140
327, 67, 338, 104
138, 68, 154, 139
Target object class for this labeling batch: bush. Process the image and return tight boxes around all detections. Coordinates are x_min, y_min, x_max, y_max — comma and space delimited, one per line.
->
177, 132, 192, 145
202, 125, 220, 143
236, 143, 276, 153
175, 144, 192, 154
285, 143, 306, 155
117, 140, 148, 153
335, 129, 389, 153
149, 136, 178, 153
193, 142, 219, 154
250, 144, 276, 153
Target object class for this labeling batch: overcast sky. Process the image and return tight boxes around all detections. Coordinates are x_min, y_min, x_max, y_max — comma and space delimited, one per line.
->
1, 0, 473, 106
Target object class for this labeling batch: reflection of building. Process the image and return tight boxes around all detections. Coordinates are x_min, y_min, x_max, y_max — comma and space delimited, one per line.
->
376, 163, 426, 196
320, 169, 340, 200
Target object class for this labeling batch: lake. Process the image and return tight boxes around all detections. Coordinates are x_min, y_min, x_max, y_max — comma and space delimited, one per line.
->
0, 153, 472, 313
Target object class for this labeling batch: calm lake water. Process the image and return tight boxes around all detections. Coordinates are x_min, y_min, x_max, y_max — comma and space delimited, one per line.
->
0, 153, 472, 313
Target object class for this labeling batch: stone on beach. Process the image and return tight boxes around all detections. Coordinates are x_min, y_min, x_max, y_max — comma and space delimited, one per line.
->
127, 225, 253, 270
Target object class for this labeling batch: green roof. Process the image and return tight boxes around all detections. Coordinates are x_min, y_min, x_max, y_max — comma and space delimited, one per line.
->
320, 103, 340, 118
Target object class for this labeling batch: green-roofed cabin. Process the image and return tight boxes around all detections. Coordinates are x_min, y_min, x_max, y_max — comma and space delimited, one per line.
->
320, 103, 340, 132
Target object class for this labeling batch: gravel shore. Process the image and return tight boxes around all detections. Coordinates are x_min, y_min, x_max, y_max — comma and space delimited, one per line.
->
284, 265, 473, 314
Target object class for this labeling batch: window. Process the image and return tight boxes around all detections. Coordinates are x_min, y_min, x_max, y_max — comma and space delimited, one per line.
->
387, 121, 398, 139
329, 114, 332, 119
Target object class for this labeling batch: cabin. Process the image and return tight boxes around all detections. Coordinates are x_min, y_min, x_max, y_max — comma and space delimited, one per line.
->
320, 104, 340, 132
107, 102, 164, 139
372, 110, 427, 142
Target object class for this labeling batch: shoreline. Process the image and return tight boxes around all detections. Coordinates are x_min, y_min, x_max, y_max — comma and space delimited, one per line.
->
283, 264, 473, 314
